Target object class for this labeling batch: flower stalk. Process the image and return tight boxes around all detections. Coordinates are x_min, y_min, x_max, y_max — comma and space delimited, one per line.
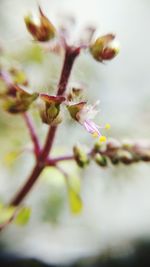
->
8, 45, 80, 213
23, 112, 41, 158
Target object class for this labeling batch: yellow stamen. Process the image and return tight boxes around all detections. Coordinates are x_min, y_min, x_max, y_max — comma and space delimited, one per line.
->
105, 123, 111, 130
92, 132, 98, 138
99, 135, 107, 143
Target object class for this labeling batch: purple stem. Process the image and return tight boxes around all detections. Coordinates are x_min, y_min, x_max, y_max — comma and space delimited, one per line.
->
23, 112, 41, 158
41, 46, 80, 159
8, 46, 80, 208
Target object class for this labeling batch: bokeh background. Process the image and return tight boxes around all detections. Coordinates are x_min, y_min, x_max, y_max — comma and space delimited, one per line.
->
1, 0, 150, 266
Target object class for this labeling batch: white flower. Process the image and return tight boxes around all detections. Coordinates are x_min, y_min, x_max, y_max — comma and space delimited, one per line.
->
67, 100, 110, 142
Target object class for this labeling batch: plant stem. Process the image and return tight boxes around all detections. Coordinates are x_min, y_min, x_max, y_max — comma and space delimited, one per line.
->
10, 162, 44, 206
8, 46, 80, 208
57, 47, 80, 96
47, 154, 75, 165
23, 112, 41, 158
41, 46, 80, 159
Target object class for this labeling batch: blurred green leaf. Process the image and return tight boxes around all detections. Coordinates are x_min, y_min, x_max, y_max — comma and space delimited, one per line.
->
15, 207, 31, 226
0, 205, 15, 224
67, 185, 83, 214
4, 150, 20, 166
42, 167, 65, 186
24, 44, 44, 63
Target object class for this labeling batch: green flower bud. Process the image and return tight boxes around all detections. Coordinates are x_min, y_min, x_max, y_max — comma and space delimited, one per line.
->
40, 94, 65, 125
2, 85, 38, 114
111, 156, 120, 165
117, 150, 133, 164
73, 145, 89, 168
94, 153, 107, 167
90, 34, 120, 62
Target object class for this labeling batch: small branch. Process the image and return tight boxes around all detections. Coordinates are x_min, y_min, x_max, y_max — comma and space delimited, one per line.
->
0, 207, 19, 232
47, 139, 150, 167
41, 46, 80, 159
10, 162, 44, 206
47, 154, 75, 165
23, 112, 41, 158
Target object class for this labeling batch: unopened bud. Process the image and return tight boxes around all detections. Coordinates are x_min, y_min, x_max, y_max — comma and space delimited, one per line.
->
90, 34, 119, 62
67, 87, 84, 101
40, 94, 65, 125
94, 153, 107, 167
106, 138, 121, 151
111, 156, 120, 165
3, 85, 38, 114
73, 145, 89, 168
137, 150, 150, 162
93, 141, 106, 153
122, 139, 134, 150
24, 7, 56, 42
117, 150, 133, 164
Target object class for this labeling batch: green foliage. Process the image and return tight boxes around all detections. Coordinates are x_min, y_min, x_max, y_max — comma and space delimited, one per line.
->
15, 207, 31, 226
0, 204, 15, 224
67, 185, 83, 214
23, 44, 44, 63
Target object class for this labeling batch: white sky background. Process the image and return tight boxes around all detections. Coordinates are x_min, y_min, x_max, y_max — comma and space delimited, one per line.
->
1, 0, 150, 265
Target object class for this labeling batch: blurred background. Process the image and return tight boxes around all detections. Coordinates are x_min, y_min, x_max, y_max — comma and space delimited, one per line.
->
1, 0, 150, 266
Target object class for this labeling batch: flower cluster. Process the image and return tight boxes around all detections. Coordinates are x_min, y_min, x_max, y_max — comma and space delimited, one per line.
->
0, 5, 121, 230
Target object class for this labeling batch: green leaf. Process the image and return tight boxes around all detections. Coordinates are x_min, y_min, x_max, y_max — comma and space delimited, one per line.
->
14, 207, 31, 226
42, 167, 65, 186
25, 44, 44, 63
68, 186, 83, 214
0, 206, 15, 224
4, 151, 20, 166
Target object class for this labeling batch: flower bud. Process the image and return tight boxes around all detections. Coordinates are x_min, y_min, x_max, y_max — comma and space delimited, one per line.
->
93, 141, 104, 152
67, 87, 84, 101
73, 145, 89, 168
90, 34, 119, 62
136, 150, 150, 162
40, 94, 65, 125
106, 138, 121, 151
67, 101, 86, 121
94, 153, 107, 167
24, 7, 56, 42
2, 85, 38, 114
111, 156, 120, 165
117, 150, 133, 164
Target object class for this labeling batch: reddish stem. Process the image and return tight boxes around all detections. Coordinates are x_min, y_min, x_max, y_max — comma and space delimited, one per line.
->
10, 162, 44, 206
41, 46, 80, 159
57, 46, 80, 96
8, 46, 80, 208
47, 155, 74, 165
23, 112, 41, 158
